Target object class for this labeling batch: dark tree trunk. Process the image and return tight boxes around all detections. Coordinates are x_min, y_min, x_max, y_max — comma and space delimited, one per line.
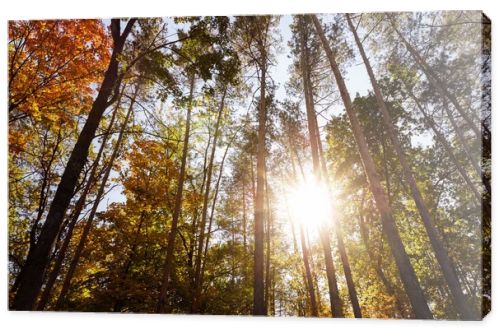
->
264, 174, 274, 314
358, 192, 410, 318
12, 126, 63, 296
315, 108, 362, 318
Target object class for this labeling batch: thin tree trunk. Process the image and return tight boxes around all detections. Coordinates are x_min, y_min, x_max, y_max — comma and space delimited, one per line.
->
298, 16, 320, 173
318, 229, 345, 317
55, 85, 138, 310
442, 102, 482, 177
310, 14, 433, 319
299, 224, 319, 316
264, 173, 273, 314
253, 47, 267, 316
242, 173, 248, 252
317, 121, 362, 318
347, 14, 474, 320
157, 74, 196, 313
270, 267, 276, 315
289, 121, 344, 317
250, 158, 256, 202
442, 99, 491, 203
29, 126, 63, 251
12, 126, 63, 296
312, 261, 322, 314
402, 83, 482, 204
11, 19, 136, 310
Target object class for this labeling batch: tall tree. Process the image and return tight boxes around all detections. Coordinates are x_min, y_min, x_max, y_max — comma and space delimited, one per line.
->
192, 86, 227, 312
11, 19, 137, 310
346, 14, 475, 320
310, 14, 433, 319
157, 74, 195, 313
234, 16, 277, 316
298, 15, 361, 318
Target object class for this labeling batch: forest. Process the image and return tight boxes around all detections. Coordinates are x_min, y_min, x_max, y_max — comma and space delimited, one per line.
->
8, 12, 490, 319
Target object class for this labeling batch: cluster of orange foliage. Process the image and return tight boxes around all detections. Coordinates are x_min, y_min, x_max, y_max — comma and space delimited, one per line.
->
8, 20, 111, 152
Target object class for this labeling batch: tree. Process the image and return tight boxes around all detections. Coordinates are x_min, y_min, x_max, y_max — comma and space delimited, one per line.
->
157, 74, 196, 313
346, 13, 475, 320
234, 15, 279, 316
309, 14, 433, 319
11, 19, 137, 310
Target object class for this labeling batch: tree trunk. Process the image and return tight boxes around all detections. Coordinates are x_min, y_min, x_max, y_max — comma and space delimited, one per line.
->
310, 14, 433, 319
314, 106, 362, 318
358, 192, 410, 318
442, 101, 490, 199
282, 175, 309, 316
318, 228, 345, 317
288, 118, 344, 317
242, 173, 248, 252
157, 74, 196, 313
253, 48, 267, 316
192, 87, 227, 312
442, 102, 482, 178
264, 173, 274, 314
317, 122, 362, 318
55, 85, 138, 310
347, 14, 474, 320
299, 224, 319, 316
12, 126, 63, 296
29, 126, 63, 252
11, 19, 136, 310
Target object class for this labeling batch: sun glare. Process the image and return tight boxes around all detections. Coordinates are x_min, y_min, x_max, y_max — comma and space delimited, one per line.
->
288, 176, 332, 231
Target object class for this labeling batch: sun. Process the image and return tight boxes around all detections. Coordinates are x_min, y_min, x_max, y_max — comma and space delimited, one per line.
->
287, 174, 332, 231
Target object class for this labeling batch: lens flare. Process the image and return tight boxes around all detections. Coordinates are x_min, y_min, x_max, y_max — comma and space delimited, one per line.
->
288, 176, 331, 231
